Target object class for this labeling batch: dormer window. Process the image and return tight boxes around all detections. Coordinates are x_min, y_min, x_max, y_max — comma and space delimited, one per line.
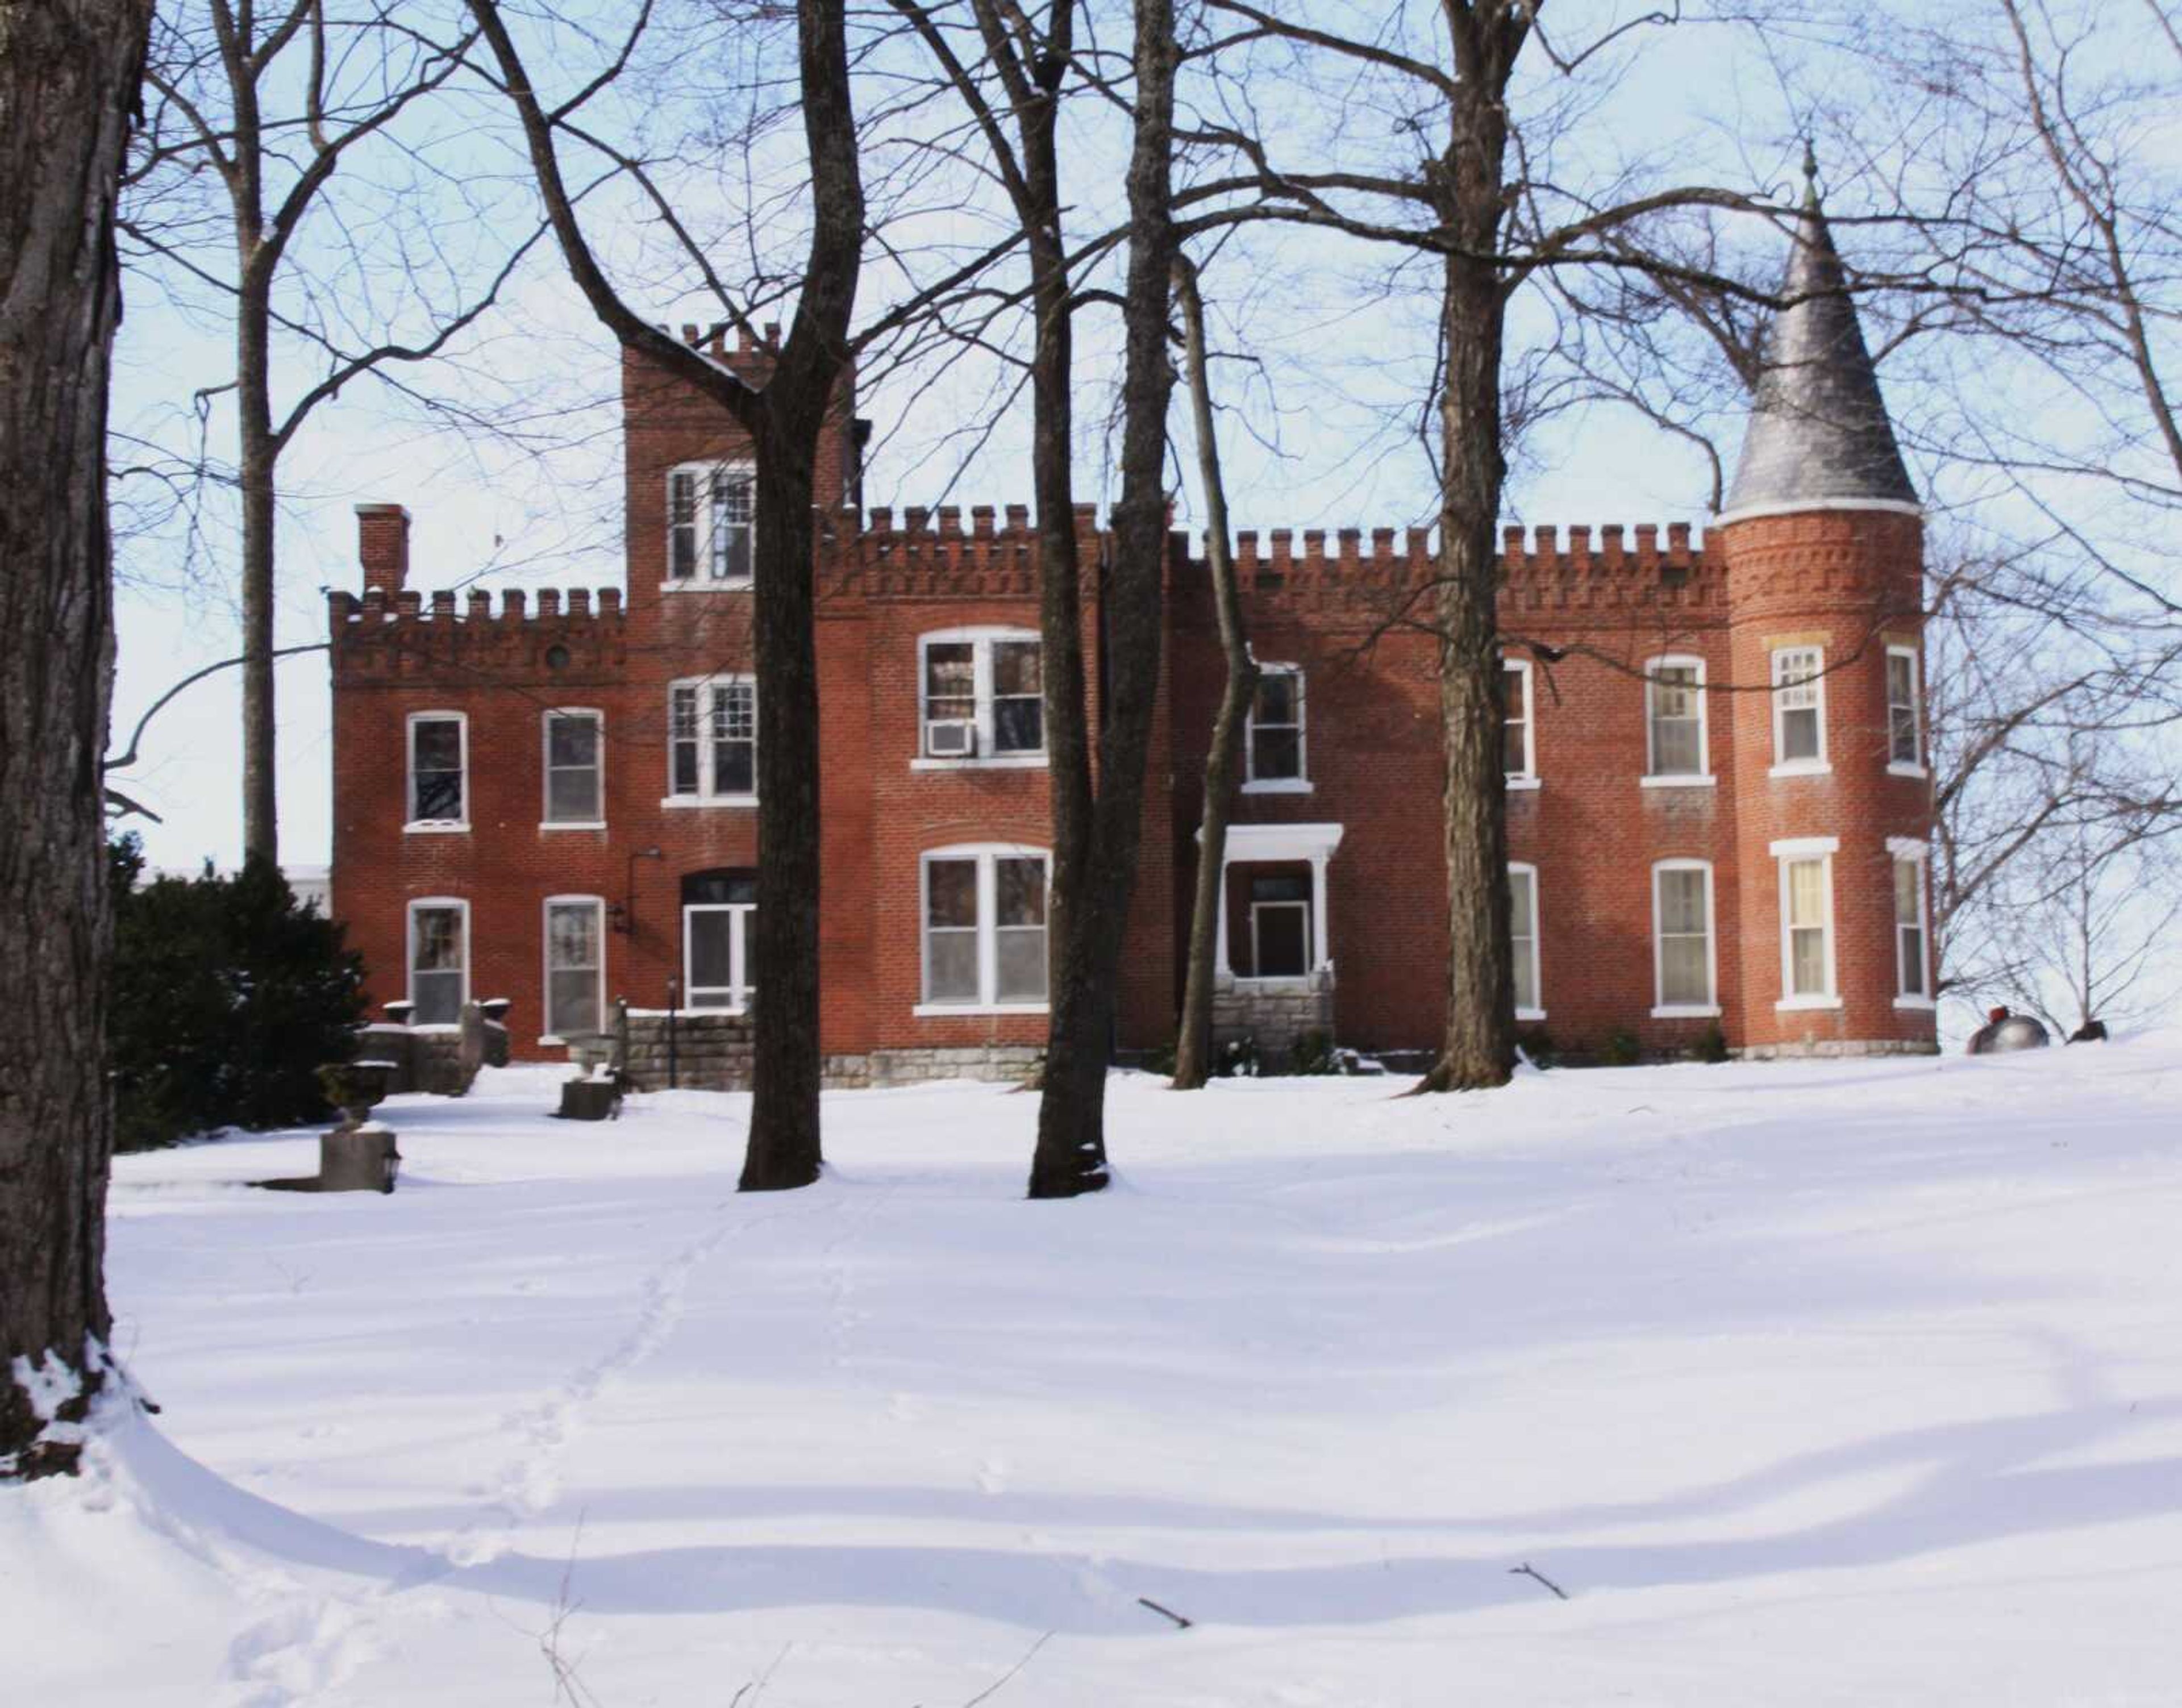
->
667, 462, 754, 587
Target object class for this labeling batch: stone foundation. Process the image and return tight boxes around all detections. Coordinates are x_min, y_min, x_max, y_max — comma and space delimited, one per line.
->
613, 1017, 1040, 1092
862, 1045, 1043, 1088
1733, 1038, 1941, 1061
1213, 970, 1335, 1072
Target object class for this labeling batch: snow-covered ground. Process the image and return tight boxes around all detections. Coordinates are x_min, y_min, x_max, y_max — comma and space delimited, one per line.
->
9, 1037, 2182, 1706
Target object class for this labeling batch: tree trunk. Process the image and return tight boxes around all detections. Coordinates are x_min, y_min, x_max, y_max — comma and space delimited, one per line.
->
238, 277, 278, 864
0, 0, 152, 1479
1028, 0, 1177, 1196
739, 424, 825, 1190
1418, 48, 1518, 1094
1171, 253, 1256, 1091
736, 0, 864, 1190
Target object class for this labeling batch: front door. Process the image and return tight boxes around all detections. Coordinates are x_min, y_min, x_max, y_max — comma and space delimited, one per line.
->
1251, 899, 1310, 979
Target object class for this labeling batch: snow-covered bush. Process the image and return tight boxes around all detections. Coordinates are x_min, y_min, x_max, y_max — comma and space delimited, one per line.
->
109, 836, 367, 1150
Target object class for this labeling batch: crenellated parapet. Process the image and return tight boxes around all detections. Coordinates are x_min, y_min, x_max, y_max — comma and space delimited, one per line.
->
328, 584, 628, 680
1175, 519, 1723, 623
828, 501, 1096, 602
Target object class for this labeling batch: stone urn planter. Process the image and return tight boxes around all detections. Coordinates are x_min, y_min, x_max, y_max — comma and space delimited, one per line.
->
317, 1060, 391, 1127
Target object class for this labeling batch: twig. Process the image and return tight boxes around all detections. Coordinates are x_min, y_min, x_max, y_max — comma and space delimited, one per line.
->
727, 1643, 792, 1707
1136, 1595, 1194, 1629
960, 1630, 1053, 1706
540, 1516, 603, 1706
1510, 1561, 1568, 1600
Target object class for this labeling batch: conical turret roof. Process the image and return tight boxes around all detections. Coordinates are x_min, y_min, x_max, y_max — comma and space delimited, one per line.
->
1721, 153, 1918, 520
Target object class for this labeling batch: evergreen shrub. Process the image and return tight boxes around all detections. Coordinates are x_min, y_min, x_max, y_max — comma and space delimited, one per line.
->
109, 836, 367, 1151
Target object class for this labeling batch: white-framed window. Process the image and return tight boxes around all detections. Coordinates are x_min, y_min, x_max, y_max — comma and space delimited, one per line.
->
666, 460, 755, 586
543, 896, 606, 1041
542, 709, 604, 826
406, 711, 468, 828
682, 869, 756, 1012
1773, 836, 1839, 1006
1771, 645, 1829, 773
1504, 660, 1537, 786
1890, 838, 1932, 1004
1643, 656, 1710, 783
667, 676, 756, 802
916, 628, 1044, 764
1509, 862, 1543, 1019
1887, 645, 1925, 774
1246, 665, 1309, 790
918, 844, 1049, 1012
406, 898, 469, 1025
1652, 859, 1719, 1017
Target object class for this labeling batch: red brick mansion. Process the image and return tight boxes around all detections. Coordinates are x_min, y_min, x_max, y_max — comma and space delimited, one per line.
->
328, 192, 1938, 1082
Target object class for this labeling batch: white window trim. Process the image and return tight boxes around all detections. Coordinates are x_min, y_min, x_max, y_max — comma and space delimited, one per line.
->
662, 459, 755, 590
404, 710, 470, 832
1773, 840, 1840, 1009
1887, 644, 1927, 777
540, 895, 608, 1045
1642, 654, 1713, 785
1768, 644, 1831, 777
405, 897, 470, 1020
665, 673, 757, 805
914, 627, 1048, 769
1651, 858, 1721, 1018
540, 707, 606, 830
914, 842, 1051, 1015
1889, 838, 1934, 1007
683, 894, 756, 1015
1243, 663, 1310, 793
1509, 860, 1544, 1022
1504, 658, 1539, 790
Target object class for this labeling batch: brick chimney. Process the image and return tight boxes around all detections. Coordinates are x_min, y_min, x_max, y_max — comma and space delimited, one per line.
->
356, 503, 411, 593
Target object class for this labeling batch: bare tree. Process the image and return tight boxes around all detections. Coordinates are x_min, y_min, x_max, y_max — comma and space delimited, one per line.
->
466, 0, 864, 1192
1025, 0, 1179, 1197
1923, 541, 2182, 1005
1173, 3, 1803, 1090
1170, 248, 1257, 1090
883, 0, 1186, 1190
1987, 806, 2182, 1036
0, 0, 155, 1479
126, 0, 535, 863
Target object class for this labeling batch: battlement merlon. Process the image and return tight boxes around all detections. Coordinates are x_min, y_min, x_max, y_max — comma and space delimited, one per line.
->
326, 585, 628, 685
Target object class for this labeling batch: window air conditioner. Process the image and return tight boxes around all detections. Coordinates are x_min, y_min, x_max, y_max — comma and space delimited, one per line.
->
926, 719, 977, 758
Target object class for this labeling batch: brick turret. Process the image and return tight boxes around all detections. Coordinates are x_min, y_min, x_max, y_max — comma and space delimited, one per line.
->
1717, 151, 1935, 1056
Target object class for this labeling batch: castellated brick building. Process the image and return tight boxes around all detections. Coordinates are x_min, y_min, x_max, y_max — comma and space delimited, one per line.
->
328, 189, 1939, 1082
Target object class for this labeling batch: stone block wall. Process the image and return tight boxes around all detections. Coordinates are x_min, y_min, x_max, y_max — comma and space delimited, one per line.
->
351, 1012, 507, 1095
618, 1011, 755, 1092
1213, 971, 1335, 1072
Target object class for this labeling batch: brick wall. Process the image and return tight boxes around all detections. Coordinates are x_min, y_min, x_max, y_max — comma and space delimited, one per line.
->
330, 348, 1934, 1072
